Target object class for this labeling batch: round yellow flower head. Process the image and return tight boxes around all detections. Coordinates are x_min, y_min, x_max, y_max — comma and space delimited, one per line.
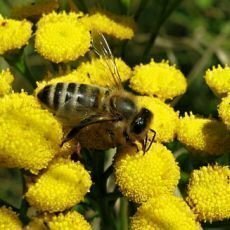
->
0, 92, 62, 173
25, 158, 92, 212
81, 10, 135, 39
0, 206, 22, 230
136, 96, 179, 143
177, 113, 230, 155
0, 69, 14, 96
35, 11, 90, 63
0, 15, 32, 54
218, 94, 230, 129
205, 65, 230, 97
74, 57, 131, 87
26, 212, 91, 230
187, 165, 230, 222
131, 195, 200, 230
48, 211, 91, 230
130, 60, 187, 101
114, 143, 180, 203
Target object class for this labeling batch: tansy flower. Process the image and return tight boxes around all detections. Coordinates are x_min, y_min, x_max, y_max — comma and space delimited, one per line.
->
177, 113, 230, 155
26, 212, 91, 230
0, 93, 62, 173
114, 143, 180, 203
35, 11, 90, 63
0, 15, 32, 54
136, 96, 179, 143
80, 10, 135, 39
204, 65, 230, 97
0, 206, 22, 230
129, 60, 187, 101
48, 211, 91, 230
218, 94, 230, 129
25, 158, 92, 212
131, 195, 201, 230
0, 69, 14, 96
35, 57, 131, 91
74, 57, 131, 87
187, 165, 230, 222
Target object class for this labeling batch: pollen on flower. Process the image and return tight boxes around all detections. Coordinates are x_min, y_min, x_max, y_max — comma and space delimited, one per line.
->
131, 195, 201, 230
0, 69, 14, 96
25, 158, 92, 212
218, 94, 230, 129
114, 143, 180, 203
0, 92, 62, 173
129, 60, 187, 101
80, 10, 135, 39
0, 206, 22, 230
177, 113, 230, 155
204, 65, 230, 97
136, 96, 179, 143
48, 211, 92, 230
35, 11, 90, 63
0, 15, 32, 54
186, 165, 230, 222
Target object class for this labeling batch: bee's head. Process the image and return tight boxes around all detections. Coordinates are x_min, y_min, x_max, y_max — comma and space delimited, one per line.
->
130, 108, 153, 137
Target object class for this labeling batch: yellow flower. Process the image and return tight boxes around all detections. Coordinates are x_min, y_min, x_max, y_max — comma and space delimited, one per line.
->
26, 212, 91, 230
25, 158, 92, 212
48, 211, 91, 230
80, 10, 135, 39
0, 206, 22, 230
0, 15, 32, 54
35, 11, 90, 63
35, 57, 131, 90
204, 65, 230, 97
74, 57, 131, 87
177, 113, 230, 155
129, 60, 187, 101
114, 143, 180, 203
187, 165, 230, 222
218, 94, 230, 129
0, 93, 62, 173
131, 195, 201, 230
137, 96, 179, 143
0, 69, 14, 96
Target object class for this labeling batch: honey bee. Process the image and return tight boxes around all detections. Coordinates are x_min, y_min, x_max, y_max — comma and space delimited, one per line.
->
37, 32, 155, 152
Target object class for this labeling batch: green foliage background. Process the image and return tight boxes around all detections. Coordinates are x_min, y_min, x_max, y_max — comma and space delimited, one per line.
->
0, 0, 229, 229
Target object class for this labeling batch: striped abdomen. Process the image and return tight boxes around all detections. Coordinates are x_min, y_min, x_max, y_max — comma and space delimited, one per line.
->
37, 82, 106, 111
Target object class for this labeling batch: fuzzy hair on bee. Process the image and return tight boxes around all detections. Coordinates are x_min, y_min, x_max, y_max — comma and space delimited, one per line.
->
36, 31, 155, 152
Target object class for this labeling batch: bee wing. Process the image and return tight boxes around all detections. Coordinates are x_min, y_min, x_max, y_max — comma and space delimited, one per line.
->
91, 30, 123, 89
55, 98, 101, 126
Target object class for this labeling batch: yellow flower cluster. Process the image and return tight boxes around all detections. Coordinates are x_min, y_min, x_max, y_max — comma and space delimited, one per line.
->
26, 211, 91, 230
137, 96, 179, 142
0, 206, 22, 230
0, 92, 62, 173
131, 195, 200, 230
177, 113, 230, 155
35, 11, 90, 63
205, 65, 230, 97
114, 143, 180, 203
81, 10, 135, 39
187, 165, 230, 222
0, 15, 32, 54
218, 94, 230, 129
0, 69, 14, 96
25, 158, 92, 212
48, 211, 91, 230
129, 60, 187, 101
35, 57, 131, 91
